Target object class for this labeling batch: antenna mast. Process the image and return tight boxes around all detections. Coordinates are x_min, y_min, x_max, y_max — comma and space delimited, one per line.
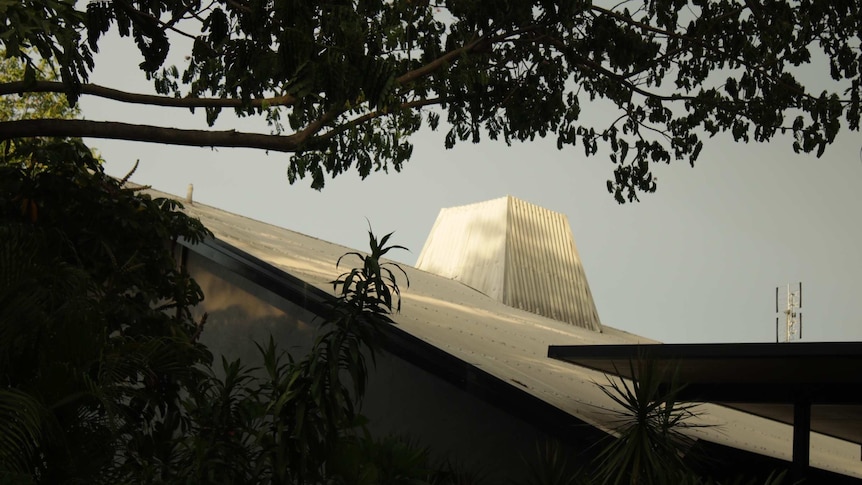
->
775, 282, 802, 342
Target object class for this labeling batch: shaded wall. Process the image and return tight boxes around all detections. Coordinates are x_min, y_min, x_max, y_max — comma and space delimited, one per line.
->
186, 250, 580, 482
188, 250, 316, 360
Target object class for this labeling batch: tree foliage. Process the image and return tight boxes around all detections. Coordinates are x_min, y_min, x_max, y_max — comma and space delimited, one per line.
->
0, 137, 413, 482
0, 50, 78, 122
0, 137, 212, 483
120, 230, 410, 484
1, 0, 859, 201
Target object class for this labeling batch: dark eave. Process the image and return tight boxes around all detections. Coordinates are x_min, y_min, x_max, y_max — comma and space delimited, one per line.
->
548, 342, 862, 476
547, 342, 862, 404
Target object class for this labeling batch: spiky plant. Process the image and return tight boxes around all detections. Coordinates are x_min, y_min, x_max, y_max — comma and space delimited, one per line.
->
592, 359, 705, 485
520, 440, 580, 485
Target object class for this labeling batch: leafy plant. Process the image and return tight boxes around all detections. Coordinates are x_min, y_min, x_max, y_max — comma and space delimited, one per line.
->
427, 460, 488, 485
144, 228, 410, 485
592, 359, 705, 485
171, 356, 260, 484
0, 48, 78, 122
328, 227, 410, 402
520, 440, 580, 485
587, 360, 794, 485
258, 227, 410, 483
0, 137, 212, 483
328, 434, 432, 485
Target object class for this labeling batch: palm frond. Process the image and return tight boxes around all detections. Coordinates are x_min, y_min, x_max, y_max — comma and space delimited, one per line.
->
0, 389, 49, 474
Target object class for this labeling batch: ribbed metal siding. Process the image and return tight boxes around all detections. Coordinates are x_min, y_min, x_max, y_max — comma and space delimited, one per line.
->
504, 197, 601, 331
417, 196, 602, 331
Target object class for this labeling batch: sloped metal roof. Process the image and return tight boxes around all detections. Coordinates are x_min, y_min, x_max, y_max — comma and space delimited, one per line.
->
417, 196, 602, 331
148, 188, 862, 479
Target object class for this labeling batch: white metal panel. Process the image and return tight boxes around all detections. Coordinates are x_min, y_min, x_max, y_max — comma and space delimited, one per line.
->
504, 196, 602, 331
417, 196, 601, 331
415, 197, 508, 300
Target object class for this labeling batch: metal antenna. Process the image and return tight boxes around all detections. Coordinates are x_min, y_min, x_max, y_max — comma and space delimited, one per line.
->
776, 282, 803, 342
776, 285, 783, 342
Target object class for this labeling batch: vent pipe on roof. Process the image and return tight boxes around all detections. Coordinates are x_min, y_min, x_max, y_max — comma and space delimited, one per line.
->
186, 183, 194, 205
416, 196, 602, 332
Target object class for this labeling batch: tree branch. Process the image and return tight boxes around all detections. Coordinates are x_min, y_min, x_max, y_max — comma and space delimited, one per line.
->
395, 35, 488, 85
225, 0, 253, 14
312, 97, 450, 145
0, 119, 302, 152
295, 106, 342, 144
295, 35, 490, 145
1, 32, 485, 128
0, 81, 297, 109
571, 52, 693, 102
534, 35, 694, 103
588, 4, 816, 101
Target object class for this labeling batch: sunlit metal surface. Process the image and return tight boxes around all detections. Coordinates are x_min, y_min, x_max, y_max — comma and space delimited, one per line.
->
417, 196, 602, 331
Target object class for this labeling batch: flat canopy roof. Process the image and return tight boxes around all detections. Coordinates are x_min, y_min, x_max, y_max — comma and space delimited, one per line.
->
547, 342, 862, 445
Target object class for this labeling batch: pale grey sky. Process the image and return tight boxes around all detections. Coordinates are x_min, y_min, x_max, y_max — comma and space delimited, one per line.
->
79, 29, 862, 345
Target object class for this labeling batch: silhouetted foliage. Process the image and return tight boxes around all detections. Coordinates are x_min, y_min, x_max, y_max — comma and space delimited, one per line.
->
2, 1, 860, 201
0, 137, 211, 483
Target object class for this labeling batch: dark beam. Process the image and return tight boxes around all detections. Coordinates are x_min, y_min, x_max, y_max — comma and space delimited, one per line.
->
793, 397, 811, 480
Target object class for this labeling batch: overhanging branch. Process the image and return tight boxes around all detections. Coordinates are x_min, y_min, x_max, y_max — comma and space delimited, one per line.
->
589, 4, 817, 101
0, 119, 303, 152
0, 81, 297, 109
289, 36, 489, 145
312, 97, 449, 145
396, 35, 487, 85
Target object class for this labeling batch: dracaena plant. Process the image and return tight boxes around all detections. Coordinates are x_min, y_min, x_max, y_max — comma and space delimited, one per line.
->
592, 359, 705, 485
166, 228, 409, 485
589, 362, 793, 485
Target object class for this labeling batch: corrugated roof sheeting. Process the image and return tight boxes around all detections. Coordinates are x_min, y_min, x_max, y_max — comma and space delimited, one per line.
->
150, 189, 862, 479
417, 196, 602, 331
505, 196, 602, 331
